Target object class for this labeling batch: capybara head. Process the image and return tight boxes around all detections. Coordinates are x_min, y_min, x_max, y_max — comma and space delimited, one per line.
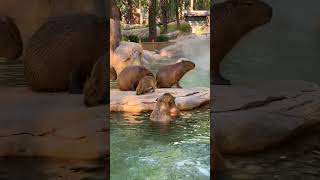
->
136, 75, 156, 95
0, 16, 23, 60
178, 60, 195, 73
150, 93, 180, 122
228, 0, 272, 28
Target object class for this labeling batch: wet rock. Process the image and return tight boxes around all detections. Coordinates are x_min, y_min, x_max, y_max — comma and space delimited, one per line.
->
159, 34, 201, 58
0, 88, 108, 160
110, 87, 209, 113
212, 80, 320, 154
142, 50, 162, 64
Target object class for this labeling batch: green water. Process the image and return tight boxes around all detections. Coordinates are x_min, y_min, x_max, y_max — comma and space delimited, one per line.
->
110, 108, 210, 180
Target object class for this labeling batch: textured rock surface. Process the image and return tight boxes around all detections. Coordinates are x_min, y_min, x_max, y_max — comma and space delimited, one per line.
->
111, 41, 144, 75
110, 87, 210, 113
0, 88, 108, 160
212, 80, 320, 154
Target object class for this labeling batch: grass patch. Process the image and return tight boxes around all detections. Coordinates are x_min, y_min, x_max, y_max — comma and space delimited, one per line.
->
160, 22, 192, 33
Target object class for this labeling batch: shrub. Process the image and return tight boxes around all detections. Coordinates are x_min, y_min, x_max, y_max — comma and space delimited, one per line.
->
157, 35, 170, 42
121, 35, 140, 43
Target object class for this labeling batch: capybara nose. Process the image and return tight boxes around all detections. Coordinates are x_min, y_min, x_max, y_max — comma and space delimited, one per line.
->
170, 107, 180, 117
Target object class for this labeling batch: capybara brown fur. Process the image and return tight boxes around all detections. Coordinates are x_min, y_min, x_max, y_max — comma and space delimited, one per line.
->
23, 13, 107, 92
0, 16, 22, 60
156, 60, 195, 88
83, 54, 108, 107
117, 65, 153, 91
136, 75, 156, 95
150, 93, 180, 123
212, 0, 272, 85
110, 66, 117, 81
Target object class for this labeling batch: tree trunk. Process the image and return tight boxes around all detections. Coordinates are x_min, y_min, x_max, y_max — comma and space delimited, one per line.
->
127, 0, 133, 24
160, 0, 168, 33
175, 0, 180, 29
148, 0, 157, 42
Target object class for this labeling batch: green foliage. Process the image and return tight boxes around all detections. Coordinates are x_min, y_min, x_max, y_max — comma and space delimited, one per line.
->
179, 22, 192, 33
161, 22, 192, 33
157, 35, 170, 42
122, 35, 140, 43
140, 35, 169, 42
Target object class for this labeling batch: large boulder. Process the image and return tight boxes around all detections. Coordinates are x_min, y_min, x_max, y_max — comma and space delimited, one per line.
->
110, 87, 210, 113
0, 87, 108, 160
111, 41, 144, 75
212, 80, 320, 154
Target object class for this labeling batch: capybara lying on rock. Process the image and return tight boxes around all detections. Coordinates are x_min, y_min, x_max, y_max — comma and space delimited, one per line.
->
150, 93, 180, 123
0, 16, 22, 60
211, 0, 272, 85
23, 13, 107, 92
117, 65, 153, 91
136, 75, 156, 95
83, 55, 108, 107
156, 60, 195, 88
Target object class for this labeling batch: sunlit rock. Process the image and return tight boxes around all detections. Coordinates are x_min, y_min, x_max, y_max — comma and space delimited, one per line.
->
110, 87, 210, 113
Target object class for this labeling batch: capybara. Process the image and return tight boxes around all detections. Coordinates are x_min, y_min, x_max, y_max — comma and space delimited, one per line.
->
110, 66, 117, 81
0, 16, 22, 60
117, 65, 153, 91
212, 0, 272, 85
136, 75, 156, 95
83, 54, 108, 107
150, 93, 180, 122
156, 60, 195, 88
23, 13, 107, 92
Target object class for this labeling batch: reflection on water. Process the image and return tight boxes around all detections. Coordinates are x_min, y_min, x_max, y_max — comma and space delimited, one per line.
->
222, 0, 320, 85
110, 107, 210, 180
218, 0, 320, 178
0, 157, 107, 180
0, 58, 26, 87
225, 126, 320, 180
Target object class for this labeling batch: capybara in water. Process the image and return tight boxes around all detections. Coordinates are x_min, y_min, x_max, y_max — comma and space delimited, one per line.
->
83, 55, 108, 107
212, 0, 272, 85
117, 65, 153, 91
23, 13, 107, 92
136, 75, 156, 95
110, 66, 117, 81
150, 93, 180, 122
156, 60, 195, 88
0, 16, 22, 60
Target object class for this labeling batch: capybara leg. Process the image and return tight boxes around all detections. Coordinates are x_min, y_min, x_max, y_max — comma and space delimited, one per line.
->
68, 70, 83, 94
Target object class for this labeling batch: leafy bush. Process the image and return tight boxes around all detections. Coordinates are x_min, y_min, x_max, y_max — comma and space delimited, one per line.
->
121, 35, 130, 41
140, 35, 169, 42
179, 22, 192, 33
156, 35, 170, 42
121, 35, 140, 43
